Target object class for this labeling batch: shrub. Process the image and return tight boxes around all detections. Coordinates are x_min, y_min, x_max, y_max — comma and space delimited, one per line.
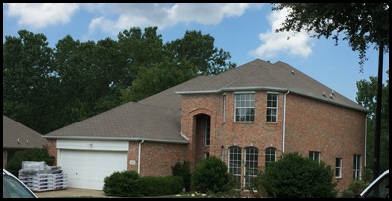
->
5, 146, 55, 176
139, 175, 183, 196
171, 160, 191, 191
256, 152, 338, 198
192, 156, 229, 194
340, 180, 369, 198
103, 170, 142, 197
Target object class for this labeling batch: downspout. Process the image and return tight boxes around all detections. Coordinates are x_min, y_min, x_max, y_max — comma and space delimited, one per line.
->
282, 90, 290, 154
364, 117, 367, 170
138, 139, 144, 174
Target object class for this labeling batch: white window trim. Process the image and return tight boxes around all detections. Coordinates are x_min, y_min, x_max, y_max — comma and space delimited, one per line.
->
234, 91, 255, 123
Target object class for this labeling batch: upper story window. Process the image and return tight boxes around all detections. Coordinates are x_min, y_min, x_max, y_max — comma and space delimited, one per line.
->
266, 92, 278, 122
309, 151, 321, 163
353, 154, 362, 181
234, 92, 255, 122
222, 94, 226, 123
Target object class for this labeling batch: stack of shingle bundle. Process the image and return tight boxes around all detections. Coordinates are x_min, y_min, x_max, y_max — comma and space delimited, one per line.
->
18, 161, 67, 192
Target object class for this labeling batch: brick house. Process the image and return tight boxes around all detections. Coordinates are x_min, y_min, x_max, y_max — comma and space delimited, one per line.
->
44, 59, 368, 192
3, 115, 48, 168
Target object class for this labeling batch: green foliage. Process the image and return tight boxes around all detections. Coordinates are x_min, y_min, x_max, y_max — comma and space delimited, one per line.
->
256, 152, 338, 198
5, 147, 55, 176
356, 71, 389, 173
3, 26, 235, 134
102, 170, 142, 197
171, 160, 191, 192
139, 175, 183, 196
192, 156, 229, 194
271, 3, 389, 72
339, 180, 369, 198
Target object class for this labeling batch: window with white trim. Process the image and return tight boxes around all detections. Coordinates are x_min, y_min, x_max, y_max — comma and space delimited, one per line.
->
265, 147, 277, 167
309, 151, 321, 163
244, 146, 258, 190
266, 92, 278, 122
228, 146, 242, 189
335, 158, 342, 178
234, 92, 255, 122
353, 155, 362, 181
222, 94, 226, 123
205, 116, 210, 146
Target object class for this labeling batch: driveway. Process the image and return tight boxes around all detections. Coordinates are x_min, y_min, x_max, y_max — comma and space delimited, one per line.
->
34, 187, 114, 198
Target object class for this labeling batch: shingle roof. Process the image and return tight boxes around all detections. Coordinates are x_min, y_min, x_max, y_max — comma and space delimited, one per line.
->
44, 101, 186, 143
3, 115, 47, 149
175, 59, 368, 112
44, 59, 367, 142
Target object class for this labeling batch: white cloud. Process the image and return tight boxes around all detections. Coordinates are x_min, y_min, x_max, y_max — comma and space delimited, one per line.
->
5, 3, 79, 29
87, 3, 263, 37
249, 7, 314, 59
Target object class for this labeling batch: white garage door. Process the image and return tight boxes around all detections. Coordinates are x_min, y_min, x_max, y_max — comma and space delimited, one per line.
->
59, 150, 128, 190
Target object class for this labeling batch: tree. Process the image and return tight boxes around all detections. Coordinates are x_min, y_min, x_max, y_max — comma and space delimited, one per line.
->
3, 30, 58, 134
271, 3, 389, 179
356, 70, 389, 173
121, 28, 236, 102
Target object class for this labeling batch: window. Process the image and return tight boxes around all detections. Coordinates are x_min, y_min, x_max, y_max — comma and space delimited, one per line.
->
234, 92, 255, 122
335, 158, 342, 178
265, 147, 277, 167
222, 94, 226, 123
204, 152, 210, 159
266, 92, 278, 122
205, 116, 210, 146
353, 155, 362, 181
228, 146, 242, 189
244, 147, 258, 190
309, 151, 321, 163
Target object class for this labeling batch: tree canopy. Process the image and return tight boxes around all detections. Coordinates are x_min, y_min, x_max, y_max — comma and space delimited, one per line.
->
3, 27, 236, 134
272, 3, 389, 72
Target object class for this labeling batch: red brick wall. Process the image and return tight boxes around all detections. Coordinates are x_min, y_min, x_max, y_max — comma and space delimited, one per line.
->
47, 139, 57, 166
180, 91, 366, 192
135, 141, 188, 177
284, 93, 366, 191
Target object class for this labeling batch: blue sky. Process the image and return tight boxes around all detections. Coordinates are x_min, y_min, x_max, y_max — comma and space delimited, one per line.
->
3, 3, 389, 102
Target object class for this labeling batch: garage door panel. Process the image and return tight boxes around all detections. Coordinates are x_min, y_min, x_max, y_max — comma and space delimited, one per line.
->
59, 150, 127, 190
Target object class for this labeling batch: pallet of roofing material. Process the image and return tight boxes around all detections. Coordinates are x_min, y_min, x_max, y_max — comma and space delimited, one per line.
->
20, 173, 55, 192
53, 172, 68, 190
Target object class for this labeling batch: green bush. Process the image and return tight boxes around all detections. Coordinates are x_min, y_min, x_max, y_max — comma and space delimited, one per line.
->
192, 156, 229, 194
103, 170, 142, 197
339, 180, 369, 198
256, 152, 338, 198
171, 160, 191, 191
139, 175, 183, 196
5, 146, 55, 176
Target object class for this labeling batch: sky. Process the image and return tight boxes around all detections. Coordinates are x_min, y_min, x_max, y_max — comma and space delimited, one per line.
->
3, 3, 389, 103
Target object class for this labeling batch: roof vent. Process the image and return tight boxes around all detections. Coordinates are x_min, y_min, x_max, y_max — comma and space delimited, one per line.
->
291, 70, 295, 75
323, 92, 326, 97
331, 89, 334, 95
330, 93, 333, 99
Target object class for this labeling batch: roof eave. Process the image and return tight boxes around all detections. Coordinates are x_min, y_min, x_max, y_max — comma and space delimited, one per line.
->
43, 136, 189, 144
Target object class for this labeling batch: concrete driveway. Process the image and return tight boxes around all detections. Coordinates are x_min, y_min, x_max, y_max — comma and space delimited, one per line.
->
34, 187, 114, 198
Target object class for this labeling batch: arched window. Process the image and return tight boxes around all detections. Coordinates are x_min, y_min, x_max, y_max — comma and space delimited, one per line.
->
265, 147, 277, 167
244, 146, 258, 190
228, 146, 242, 189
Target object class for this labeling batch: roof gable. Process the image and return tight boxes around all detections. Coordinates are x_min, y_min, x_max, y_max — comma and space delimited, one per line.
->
3, 115, 47, 149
